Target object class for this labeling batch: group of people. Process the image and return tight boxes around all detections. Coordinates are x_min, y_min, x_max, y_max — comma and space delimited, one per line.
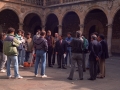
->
0, 27, 109, 80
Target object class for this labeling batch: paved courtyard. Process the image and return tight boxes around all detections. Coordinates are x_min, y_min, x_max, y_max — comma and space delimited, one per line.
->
0, 55, 120, 90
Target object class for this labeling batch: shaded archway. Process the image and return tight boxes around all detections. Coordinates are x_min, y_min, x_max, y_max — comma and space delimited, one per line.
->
0, 9, 19, 33
84, 9, 108, 41
112, 9, 120, 54
62, 12, 80, 37
23, 13, 41, 35
45, 14, 59, 36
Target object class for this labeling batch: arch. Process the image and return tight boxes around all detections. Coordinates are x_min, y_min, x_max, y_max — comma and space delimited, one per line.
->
83, 6, 108, 24
0, 6, 20, 22
62, 11, 80, 37
0, 9, 19, 32
62, 10, 80, 24
22, 10, 42, 23
45, 13, 59, 36
23, 13, 42, 34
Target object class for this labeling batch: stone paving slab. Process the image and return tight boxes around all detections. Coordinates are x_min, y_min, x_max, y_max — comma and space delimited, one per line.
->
0, 56, 120, 90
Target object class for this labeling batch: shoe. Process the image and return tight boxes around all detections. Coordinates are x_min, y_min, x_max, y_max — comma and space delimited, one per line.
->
15, 76, 23, 79
67, 77, 73, 80
41, 75, 47, 78
62, 67, 67, 69
49, 65, 53, 67
19, 65, 24, 67
35, 74, 38, 77
8, 75, 13, 79
58, 66, 61, 68
0, 69, 6, 73
80, 78, 83, 80
88, 78, 94, 81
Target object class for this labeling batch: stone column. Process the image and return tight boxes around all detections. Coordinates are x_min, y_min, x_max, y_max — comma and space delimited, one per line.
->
79, 24, 84, 34
107, 24, 112, 56
18, 23, 24, 30
42, 25, 46, 31
58, 25, 62, 35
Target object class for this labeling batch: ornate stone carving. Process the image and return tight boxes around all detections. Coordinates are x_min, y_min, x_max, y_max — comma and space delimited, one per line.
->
107, 0, 114, 10
21, 8, 25, 13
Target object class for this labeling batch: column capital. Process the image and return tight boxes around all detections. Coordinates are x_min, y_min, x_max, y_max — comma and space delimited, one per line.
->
57, 25, 62, 27
106, 24, 112, 28
79, 24, 84, 28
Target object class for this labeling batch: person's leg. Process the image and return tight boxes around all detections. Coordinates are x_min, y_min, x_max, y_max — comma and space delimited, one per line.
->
68, 54, 76, 79
0, 53, 7, 71
18, 50, 22, 65
7, 56, 11, 77
40, 51, 46, 75
77, 59, 83, 79
34, 51, 40, 75
82, 53, 86, 71
11, 56, 20, 77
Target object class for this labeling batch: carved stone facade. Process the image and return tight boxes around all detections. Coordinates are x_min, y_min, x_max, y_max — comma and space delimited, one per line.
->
0, 0, 120, 54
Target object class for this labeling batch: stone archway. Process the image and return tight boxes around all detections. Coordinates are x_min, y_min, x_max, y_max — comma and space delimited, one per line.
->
62, 11, 80, 37
84, 9, 108, 40
0, 9, 19, 32
23, 13, 41, 35
45, 13, 59, 36
112, 9, 120, 54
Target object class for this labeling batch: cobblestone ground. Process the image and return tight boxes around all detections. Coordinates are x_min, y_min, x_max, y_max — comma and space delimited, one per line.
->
0, 55, 120, 90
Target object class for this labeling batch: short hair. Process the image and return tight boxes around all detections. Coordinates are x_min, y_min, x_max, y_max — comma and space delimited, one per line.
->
7, 27, 15, 34
40, 31, 46, 36
99, 34, 105, 40
76, 30, 82, 37
91, 35, 97, 40
67, 32, 72, 36
26, 32, 31, 35
17, 29, 22, 34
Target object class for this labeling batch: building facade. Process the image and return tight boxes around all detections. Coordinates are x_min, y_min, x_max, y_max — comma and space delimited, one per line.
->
0, 0, 120, 55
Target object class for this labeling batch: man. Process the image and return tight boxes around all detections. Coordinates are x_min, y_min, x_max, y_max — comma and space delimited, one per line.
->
88, 35, 102, 80
65, 32, 73, 67
46, 30, 55, 67
33, 31, 48, 78
0, 33, 7, 73
52, 33, 59, 65
3, 27, 23, 79
67, 31, 84, 80
25, 32, 33, 62
15, 29, 23, 67
55, 35, 67, 69
97, 34, 109, 78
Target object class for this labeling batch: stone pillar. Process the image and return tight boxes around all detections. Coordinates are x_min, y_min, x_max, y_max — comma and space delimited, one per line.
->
79, 24, 84, 34
43, 0, 46, 6
18, 23, 24, 30
42, 25, 46, 31
58, 25, 62, 35
107, 24, 112, 56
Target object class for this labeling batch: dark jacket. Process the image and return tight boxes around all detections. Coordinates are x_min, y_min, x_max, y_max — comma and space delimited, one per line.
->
33, 37, 48, 52
0, 40, 3, 52
89, 40, 102, 60
100, 40, 109, 59
70, 38, 84, 53
55, 40, 67, 54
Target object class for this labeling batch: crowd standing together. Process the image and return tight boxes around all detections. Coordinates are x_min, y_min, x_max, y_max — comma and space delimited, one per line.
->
0, 27, 109, 80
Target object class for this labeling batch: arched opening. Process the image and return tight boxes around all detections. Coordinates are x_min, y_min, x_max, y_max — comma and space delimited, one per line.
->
84, 9, 108, 41
45, 14, 59, 36
23, 13, 41, 35
112, 10, 120, 54
0, 9, 19, 33
62, 12, 80, 37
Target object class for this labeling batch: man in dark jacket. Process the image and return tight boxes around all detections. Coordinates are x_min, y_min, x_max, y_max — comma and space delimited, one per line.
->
67, 31, 84, 80
55, 35, 67, 69
97, 34, 109, 78
88, 35, 102, 80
